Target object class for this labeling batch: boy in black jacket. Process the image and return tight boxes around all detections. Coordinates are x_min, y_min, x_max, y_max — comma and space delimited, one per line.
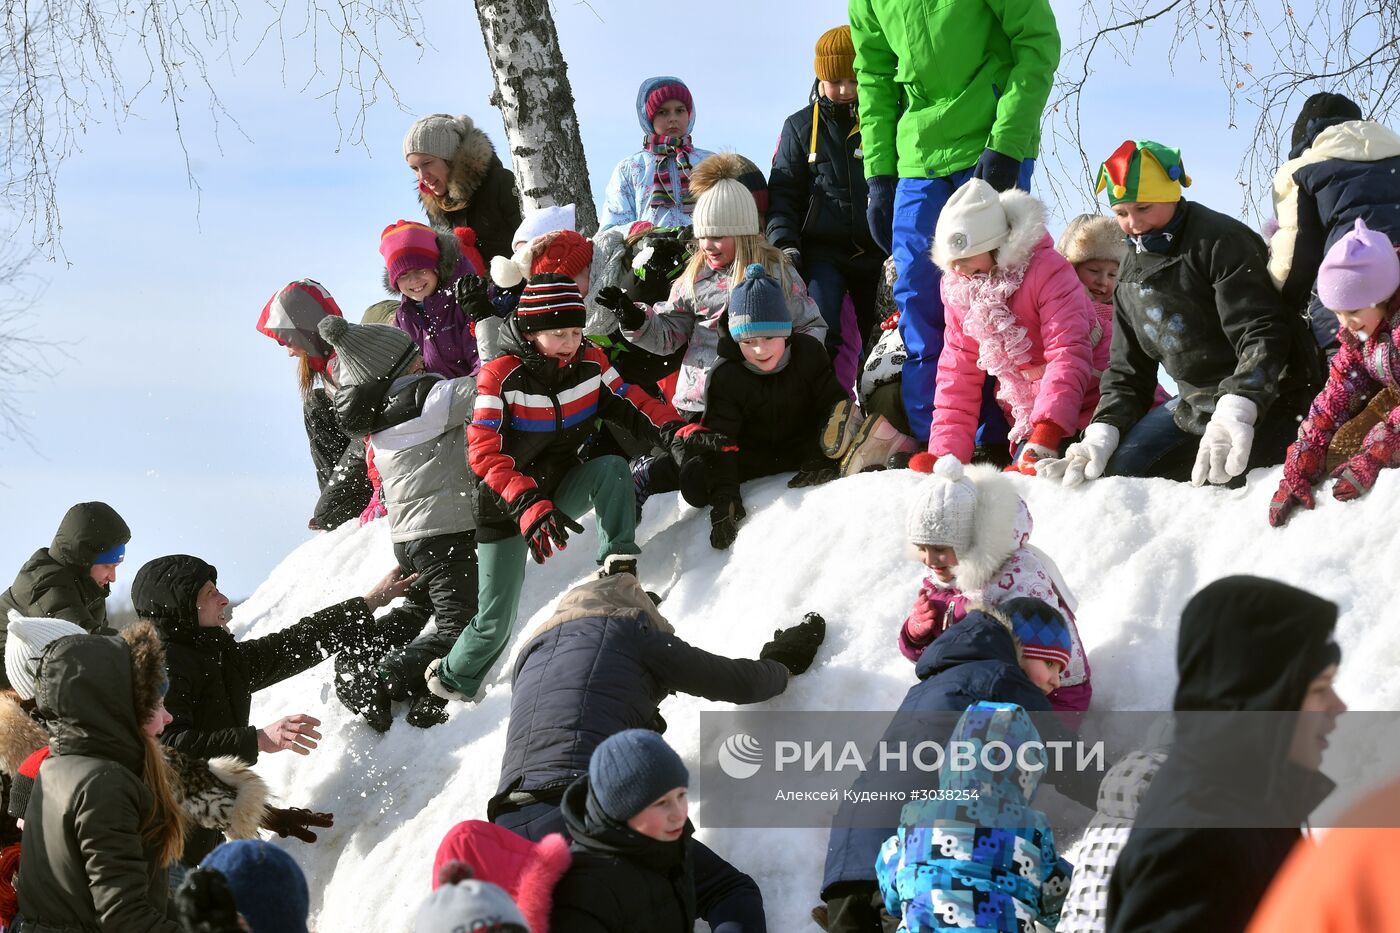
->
767, 25, 885, 358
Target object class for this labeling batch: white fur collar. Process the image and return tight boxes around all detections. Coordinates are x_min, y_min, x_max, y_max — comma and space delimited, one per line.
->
947, 465, 1028, 593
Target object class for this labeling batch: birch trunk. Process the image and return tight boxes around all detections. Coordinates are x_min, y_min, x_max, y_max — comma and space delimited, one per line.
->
473, 0, 597, 235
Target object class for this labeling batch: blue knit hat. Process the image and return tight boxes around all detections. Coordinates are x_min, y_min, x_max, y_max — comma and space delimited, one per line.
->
1003, 597, 1073, 670
728, 264, 792, 340
201, 840, 309, 933
589, 729, 689, 821
91, 542, 125, 565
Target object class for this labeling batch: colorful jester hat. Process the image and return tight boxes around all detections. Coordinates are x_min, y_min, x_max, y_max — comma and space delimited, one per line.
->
1095, 140, 1192, 205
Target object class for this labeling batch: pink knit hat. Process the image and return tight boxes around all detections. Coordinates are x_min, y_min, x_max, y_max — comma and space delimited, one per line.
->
1317, 218, 1400, 311
379, 220, 440, 288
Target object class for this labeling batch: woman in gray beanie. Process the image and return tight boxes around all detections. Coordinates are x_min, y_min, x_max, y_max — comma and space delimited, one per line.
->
404, 113, 524, 262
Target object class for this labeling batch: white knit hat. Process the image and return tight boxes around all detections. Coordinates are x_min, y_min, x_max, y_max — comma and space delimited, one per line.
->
932, 178, 1011, 267
692, 178, 760, 238
511, 203, 576, 250
6, 611, 86, 701
906, 455, 979, 551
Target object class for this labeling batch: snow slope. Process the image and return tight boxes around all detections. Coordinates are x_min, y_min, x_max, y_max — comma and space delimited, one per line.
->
235, 463, 1400, 930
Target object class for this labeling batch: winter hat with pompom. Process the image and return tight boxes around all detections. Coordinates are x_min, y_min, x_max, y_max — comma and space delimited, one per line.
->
316, 316, 419, 388
728, 264, 792, 340
379, 220, 441, 289
906, 454, 979, 552
588, 729, 689, 822
1317, 217, 1400, 312
5, 612, 85, 701
491, 230, 594, 290
403, 113, 471, 161
201, 840, 309, 933
933, 179, 1011, 267
1056, 214, 1127, 266
416, 861, 530, 933
691, 153, 767, 232
1002, 596, 1073, 672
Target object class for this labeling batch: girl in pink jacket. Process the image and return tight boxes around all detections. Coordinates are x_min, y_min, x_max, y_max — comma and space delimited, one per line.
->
929, 179, 1097, 474
898, 453, 1092, 712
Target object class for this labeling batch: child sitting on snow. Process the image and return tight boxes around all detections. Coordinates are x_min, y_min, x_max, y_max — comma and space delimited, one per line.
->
928, 179, 1097, 475
425, 274, 730, 705
1271, 218, 1400, 525
876, 701, 1073, 933
380, 219, 491, 380
899, 453, 1091, 712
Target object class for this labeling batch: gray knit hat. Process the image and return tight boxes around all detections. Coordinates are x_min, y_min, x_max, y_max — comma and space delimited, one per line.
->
316, 316, 419, 388
728, 264, 792, 340
5, 611, 85, 701
906, 454, 979, 552
403, 113, 469, 161
416, 862, 529, 933
589, 729, 689, 822
692, 177, 760, 238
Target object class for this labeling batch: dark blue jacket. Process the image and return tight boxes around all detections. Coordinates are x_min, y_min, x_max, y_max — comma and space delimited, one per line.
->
490, 577, 788, 819
820, 610, 1057, 895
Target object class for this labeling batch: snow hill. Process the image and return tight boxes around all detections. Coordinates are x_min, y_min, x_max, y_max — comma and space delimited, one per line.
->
238, 464, 1400, 930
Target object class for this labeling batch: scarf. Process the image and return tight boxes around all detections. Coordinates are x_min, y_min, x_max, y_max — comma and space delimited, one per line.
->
943, 265, 1037, 444
1128, 202, 1188, 255
643, 134, 695, 214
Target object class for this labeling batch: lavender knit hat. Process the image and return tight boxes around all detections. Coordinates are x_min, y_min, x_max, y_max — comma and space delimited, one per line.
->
1317, 218, 1400, 312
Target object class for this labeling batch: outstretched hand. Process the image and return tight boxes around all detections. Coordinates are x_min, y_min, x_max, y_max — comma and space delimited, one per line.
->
363, 568, 419, 611
258, 714, 322, 756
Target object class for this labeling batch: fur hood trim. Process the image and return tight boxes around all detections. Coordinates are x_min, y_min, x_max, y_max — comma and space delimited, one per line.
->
1057, 213, 1127, 266
943, 466, 1028, 594
418, 116, 499, 223
382, 229, 462, 296
515, 833, 572, 933
931, 188, 1047, 275
206, 756, 271, 839
0, 694, 47, 776
119, 621, 168, 724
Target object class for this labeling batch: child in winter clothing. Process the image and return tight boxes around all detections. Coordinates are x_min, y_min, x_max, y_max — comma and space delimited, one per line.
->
201, 840, 311, 933
429, 821, 571, 933
898, 454, 1091, 712
767, 25, 886, 358
876, 701, 1073, 933
599, 78, 716, 234
929, 178, 1096, 474
484, 228, 596, 365
1271, 218, 1400, 525
404, 112, 523, 261
381, 219, 490, 380
316, 316, 480, 731
1039, 140, 1319, 487
426, 275, 728, 704
418, 858, 531, 933
598, 153, 829, 417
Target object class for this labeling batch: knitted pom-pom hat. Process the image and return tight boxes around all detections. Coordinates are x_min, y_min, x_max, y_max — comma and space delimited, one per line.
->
906, 455, 979, 552
492, 229, 594, 289
379, 219, 441, 288
728, 264, 792, 340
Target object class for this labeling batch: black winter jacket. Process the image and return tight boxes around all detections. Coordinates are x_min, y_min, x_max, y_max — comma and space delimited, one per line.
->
17, 632, 180, 933
418, 141, 523, 262
490, 574, 787, 818
1094, 200, 1319, 436
1107, 577, 1339, 933
0, 502, 130, 688
767, 95, 881, 261
131, 554, 373, 863
702, 329, 848, 504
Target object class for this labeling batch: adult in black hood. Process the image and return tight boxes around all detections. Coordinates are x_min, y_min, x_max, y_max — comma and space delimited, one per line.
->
0, 501, 130, 687
1107, 575, 1346, 933
130, 554, 414, 864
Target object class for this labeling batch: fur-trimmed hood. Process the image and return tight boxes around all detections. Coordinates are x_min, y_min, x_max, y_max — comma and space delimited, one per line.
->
931, 188, 1048, 275
416, 115, 501, 224
0, 693, 47, 776
382, 228, 463, 296
929, 465, 1031, 595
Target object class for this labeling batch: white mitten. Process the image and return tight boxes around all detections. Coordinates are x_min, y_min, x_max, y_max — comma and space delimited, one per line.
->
1039, 422, 1120, 487
1191, 394, 1258, 486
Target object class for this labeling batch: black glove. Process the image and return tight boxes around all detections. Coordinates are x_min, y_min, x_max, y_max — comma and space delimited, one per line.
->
972, 148, 1023, 192
760, 612, 827, 675
174, 868, 245, 933
788, 457, 840, 488
865, 175, 896, 254
596, 285, 647, 330
665, 422, 738, 464
262, 806, 335, 843
524, 506, 585, 564
453, 274, 496, 323
634, 237, 689, 286
709, 499, 745, 550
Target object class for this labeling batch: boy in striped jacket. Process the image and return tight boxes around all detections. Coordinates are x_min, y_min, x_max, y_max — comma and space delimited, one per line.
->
427, 274, 730, 703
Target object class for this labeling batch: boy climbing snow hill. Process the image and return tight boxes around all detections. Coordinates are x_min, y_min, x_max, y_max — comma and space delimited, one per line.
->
427, 274, 731, 704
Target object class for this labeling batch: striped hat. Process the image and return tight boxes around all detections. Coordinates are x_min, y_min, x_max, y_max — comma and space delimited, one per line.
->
515, 273, 586, 333
379, 219, 441, 288
1003, 596, 1073, 671
728, 264, 791, 340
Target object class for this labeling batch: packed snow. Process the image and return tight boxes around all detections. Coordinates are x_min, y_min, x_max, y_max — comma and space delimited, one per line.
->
236, 462, 1400, 930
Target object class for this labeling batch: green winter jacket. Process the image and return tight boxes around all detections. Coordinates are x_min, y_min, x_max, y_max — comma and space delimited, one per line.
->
848, 0, 1060, 179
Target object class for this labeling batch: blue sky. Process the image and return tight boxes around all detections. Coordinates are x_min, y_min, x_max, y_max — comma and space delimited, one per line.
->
3, 0, 1290, 600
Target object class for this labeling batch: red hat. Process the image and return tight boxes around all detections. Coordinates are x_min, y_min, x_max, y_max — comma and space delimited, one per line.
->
379, 220, 440, 288
491, 230, 594, 289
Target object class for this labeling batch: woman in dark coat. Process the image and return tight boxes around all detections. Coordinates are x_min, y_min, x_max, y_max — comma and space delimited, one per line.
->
403, 113, 523, 262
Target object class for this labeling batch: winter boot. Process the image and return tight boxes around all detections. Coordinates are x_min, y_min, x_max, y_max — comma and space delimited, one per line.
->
598, 553, 639, 579
820, 398, 864, 460
338, 671, 392, 734
839, 415, 919, 477
425, 657, 478, 703
406, 693, 449, 728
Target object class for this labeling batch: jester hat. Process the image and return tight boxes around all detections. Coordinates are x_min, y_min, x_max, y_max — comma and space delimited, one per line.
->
1095, 140, 1192, 205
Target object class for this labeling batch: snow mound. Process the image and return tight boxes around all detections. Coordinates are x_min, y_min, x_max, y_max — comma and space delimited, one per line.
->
236, 463, 1400, 930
